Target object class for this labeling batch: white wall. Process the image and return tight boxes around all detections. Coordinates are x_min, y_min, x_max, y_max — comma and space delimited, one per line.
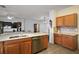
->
24, 17, 48, 33
39, 16, 48, 33
56, 6, 79, 49
49, 10, 56, 44
40, 23, 48, 32
24, 19, 35, 32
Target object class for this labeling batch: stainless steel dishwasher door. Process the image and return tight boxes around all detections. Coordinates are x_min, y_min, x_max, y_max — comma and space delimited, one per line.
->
32, 37, 41, 53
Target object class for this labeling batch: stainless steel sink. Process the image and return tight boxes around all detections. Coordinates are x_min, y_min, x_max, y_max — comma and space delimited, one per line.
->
9, 36, 20, 38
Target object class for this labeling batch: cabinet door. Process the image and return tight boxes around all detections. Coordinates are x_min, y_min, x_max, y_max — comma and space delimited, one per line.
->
40, 36, 44, 49
20, 41, 32, 54
56, 16, 64, 27
0, 21, 3, 34
4, 40, 20, 54
62, 35, 77, 50
4, 43, 20, 54
0, 42, 3, 54
43, 35, 48, 49
64, 14, 77, 27
54, 34, 62, 45
40, 35, 48, 49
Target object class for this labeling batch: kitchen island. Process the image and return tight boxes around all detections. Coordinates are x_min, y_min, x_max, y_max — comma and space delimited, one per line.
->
0, 32, 48, 54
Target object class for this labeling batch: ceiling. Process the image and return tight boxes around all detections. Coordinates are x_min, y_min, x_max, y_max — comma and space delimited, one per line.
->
0, 5, 72, 20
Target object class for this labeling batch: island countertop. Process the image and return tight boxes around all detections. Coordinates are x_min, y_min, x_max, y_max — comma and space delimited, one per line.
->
0, 32, 48, 41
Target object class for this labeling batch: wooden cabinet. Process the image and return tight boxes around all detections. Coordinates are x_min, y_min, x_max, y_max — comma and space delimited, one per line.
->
4, 40, 20, 54
43, 35, 48, 49
56, 16, 64, 27
54, 34, 62, 45
4, 38, 32, 54
20, 38, 32, 54
56, 13, 77, 27
62, 35, 77, 50
54, 33, 77, 50
0, 42, 3, 54
64, 14, 77, 27
40, 35, 48, 49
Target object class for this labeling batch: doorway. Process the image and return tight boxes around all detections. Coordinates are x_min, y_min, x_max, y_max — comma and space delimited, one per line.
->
34, 24, 39, 33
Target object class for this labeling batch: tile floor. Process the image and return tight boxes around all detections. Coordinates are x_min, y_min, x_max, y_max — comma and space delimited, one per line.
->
38, 44, 79, 54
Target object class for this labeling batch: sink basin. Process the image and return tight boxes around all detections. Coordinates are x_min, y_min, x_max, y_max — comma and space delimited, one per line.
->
9, 36, 20, 38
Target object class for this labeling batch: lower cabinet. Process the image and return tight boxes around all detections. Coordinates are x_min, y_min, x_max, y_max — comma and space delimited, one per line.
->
54, 34, 62, 45
62, 35, 77, 50
4, 40, 20, 54
20, 39, 32, 54
43, 35, 48, 49
4, 43, 20, 54
40, 35, 48, 49
54, 33, 77, 50
4, 38, 32, 54
0, 42, 3, 54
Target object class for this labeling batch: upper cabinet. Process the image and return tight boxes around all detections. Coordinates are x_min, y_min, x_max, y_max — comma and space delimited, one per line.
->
56, 16, 64, 27
64, 14, 77, 27
56, 13, 77, 27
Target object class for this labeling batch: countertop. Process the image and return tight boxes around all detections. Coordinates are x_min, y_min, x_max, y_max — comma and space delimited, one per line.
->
0, 32, 48, 41
54, 32, 78, 36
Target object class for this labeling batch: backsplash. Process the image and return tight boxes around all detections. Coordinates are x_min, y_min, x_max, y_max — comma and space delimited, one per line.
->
60, 27, 78, 33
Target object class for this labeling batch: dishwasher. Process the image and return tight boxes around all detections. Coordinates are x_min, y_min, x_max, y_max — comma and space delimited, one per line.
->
32, 36, 41, 53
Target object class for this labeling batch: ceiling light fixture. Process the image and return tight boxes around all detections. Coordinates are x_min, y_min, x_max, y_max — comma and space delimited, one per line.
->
7, 16, 14, 19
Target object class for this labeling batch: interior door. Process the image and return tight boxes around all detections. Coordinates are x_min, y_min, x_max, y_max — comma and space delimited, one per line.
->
34, 24, 39, 33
